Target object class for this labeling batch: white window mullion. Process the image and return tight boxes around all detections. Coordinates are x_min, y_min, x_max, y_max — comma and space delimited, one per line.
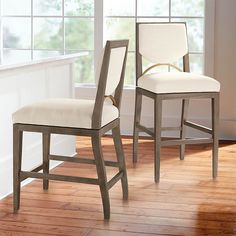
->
204, 0, 215, 77
31, 0, 33, 60
62, 0, 65, 55
94, 0, 103, 73
0, 0, 3, 64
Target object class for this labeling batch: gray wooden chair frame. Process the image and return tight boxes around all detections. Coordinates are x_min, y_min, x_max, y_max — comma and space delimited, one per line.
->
13, 40, 129, 219
133, 22, 219, 182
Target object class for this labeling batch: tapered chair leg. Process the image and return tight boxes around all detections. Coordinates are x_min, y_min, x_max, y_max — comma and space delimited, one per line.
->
212, 94, 219, 178
13, 125, 23, 213
154, 96, 162, 183
112, 124, 128, 200
92, 133, 110, 219
43, 133, 50, 190
133, 90, 142, 163
180, 99, 189, 160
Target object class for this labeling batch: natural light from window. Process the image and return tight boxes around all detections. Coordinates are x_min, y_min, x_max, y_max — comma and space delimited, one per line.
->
0, 0, 204, 86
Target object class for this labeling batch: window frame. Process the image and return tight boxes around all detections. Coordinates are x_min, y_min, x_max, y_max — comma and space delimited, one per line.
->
103, 0, 207, 87
0, 0, 215, 86
0, 0, 94, 64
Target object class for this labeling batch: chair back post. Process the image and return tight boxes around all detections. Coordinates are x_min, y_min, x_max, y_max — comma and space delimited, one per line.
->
136, 23, 143, 85
183, 54, 190, 72
182, 22, 190, 72
92, 40, 129, 129
113, 40, 129, 111
92, 41, 111, 129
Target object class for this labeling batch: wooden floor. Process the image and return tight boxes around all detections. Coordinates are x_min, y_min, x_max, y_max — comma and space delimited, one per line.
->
1, 137, 236, 235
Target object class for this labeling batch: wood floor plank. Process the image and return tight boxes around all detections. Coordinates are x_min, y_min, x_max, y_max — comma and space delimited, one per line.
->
0, 220, 90, 235
86, 229, 163, 236
1, 136, 236, 235
0, 231, 50, 236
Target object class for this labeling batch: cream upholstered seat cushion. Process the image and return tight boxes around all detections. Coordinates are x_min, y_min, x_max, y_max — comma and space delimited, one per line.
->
12, 98, 119, 129
138, 72, 220, 94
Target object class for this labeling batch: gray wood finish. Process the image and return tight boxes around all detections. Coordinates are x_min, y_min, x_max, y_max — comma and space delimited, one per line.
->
49, 155, 120, 167
112, 124, 128, 200
133, 22, 220, 182
13, 40, 129, 220
212, 94, 220, 178
43, 133, 50, 190
133, 91, 142, 163
13, 126, 23, 213
91, 132, 110, 219
154, 97, 162, 182
180, 99, 189, 160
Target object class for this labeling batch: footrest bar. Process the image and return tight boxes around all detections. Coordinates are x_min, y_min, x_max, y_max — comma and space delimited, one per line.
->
184, 121, 212, 134
20, 171, 99, 185
20, 164, 43, 181
161, 138, 213, 146
136, 124, 154, 137
49, 155, 119, 167
32, 164, 43, 173
107, 171, 124, 190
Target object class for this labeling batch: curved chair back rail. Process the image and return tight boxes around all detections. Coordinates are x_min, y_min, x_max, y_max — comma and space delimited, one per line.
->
141, 63, 182, 76
12, 39, 129, 220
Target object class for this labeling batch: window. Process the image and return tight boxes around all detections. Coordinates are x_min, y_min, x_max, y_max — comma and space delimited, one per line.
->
0, 0, 94, 83
104, 0, 205, 86
0, 0, 205, 86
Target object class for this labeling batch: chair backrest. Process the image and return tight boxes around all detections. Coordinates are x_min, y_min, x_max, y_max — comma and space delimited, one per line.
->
136, 22, 190, 80
92, 40, 129, 128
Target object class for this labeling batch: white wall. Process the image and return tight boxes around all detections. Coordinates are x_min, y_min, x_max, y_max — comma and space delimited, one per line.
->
0, 56, 80, 199
214, 0, 236, 139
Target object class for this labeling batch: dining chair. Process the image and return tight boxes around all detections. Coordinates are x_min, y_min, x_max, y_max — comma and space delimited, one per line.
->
133, 22, 220, 182
12, 39, 129, 219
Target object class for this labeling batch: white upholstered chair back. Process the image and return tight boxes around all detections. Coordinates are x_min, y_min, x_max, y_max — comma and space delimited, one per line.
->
138, 23, 188, 64
105, 47, 127, 96
96, 46, 127, 96
92, 40, 129, 128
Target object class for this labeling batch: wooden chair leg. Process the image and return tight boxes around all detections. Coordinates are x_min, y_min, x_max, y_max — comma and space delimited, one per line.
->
133, 90, 142, 163
212, 94, 219, 178
13, 125, 23, 213
180, 99, 189, 160
92, 133, 110, 219
154, 96, 162, 183
112, 124, 128, 200
43, 133, 50, 190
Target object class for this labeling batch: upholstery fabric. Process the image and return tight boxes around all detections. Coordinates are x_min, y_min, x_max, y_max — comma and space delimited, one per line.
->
12, 98, 119, 129
95, 47, 126, 96
139, 23, 188, 63
138, 72, 220, 94
105, 47, 126, 95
